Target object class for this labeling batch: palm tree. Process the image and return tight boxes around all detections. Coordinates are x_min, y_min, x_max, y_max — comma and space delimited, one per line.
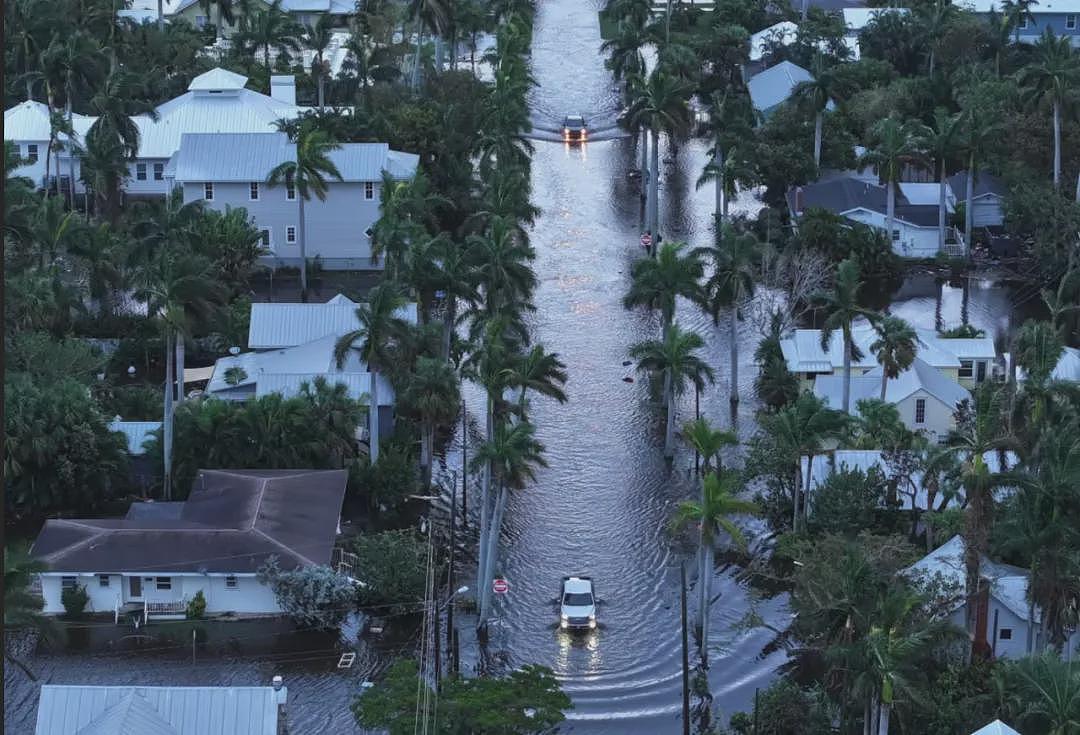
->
1003, 653, 1080, 734
1001, 0, 1039, 44
818, 259, 878, 414
870, 315, 917, 401
956, 100, 1002, 250
267, 128, 342, 302
333, 282, 409, 463
601, 20, 646, 84
5, 544, 57, 681
507, 345, 568, 416
409, 0, 453, 87
918, 0, 958, 76
630, 324, 716, 458
304, 14, 336, 110
239, 0, 302, 83
86, 69, 158, 160
1015, 319, 1065, 385
696, 88, 755, 232
671, 470, 758, 663
133, 251, 226, 499
924, 108, 963, 253
760, 392, 849, 531
681, 417, 737, 476
401, 356, 461, 488
467, 216, 538, 316
79, 129, 129, 223
1021, 29, 1080, 189
342, 29, 400, 111
625, 69, 693, 240
858, 116, 928, 256
695, 226, 757, 405
198, 0, 239, 40
472, 420, 547, 630
622, 241, 704, 337
792, 54, 841, 168
430, 238, 478, 360
944, 383, 1016, 656
68, 223, 125, 317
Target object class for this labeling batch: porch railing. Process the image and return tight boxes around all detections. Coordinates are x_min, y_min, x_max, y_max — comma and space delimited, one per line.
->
144, 599, 188, 622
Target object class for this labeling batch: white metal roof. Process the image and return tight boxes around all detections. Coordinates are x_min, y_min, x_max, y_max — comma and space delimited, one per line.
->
813, 358, 971, 410
108, 421, 162, 456
748, 21, 799, 62
917, 328, 996, 361
781, 326, 995, 374
188, 68, 248, 91
4, 100, 93, 143
969, 721, 1022, 735
34, 684, 284, 735
1052, 346, 1080, 381
255, 372, 376, 402
247, 297, 418, 350
897, 182, 949, 207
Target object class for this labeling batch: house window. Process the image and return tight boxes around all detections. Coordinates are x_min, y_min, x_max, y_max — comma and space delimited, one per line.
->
959, 360, 974, 378
136, 163, 147, 181
286, 225, 297, 243
156, 577, 172, 590
59, 175, 71, 193
204, 182, 214, 201
225, 575, 239, 589
915, 398, 926, 424
250, 182, 260, 201
261, 229, 271, 248
195, 14, 209, 28
99, 574, 110, 588
153, 163, 164, 181
286, 178, 296, 201
1068, 14, 1077, 29
364, 181, 375, 200
364, 226, 374, 239
61, 576, 78, 591
999, 628, 1013, 640
26, 144, 38, 163
892, 229, 901, 241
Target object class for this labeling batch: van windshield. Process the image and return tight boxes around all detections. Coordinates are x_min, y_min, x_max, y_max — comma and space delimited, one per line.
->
563, 592, 593, 606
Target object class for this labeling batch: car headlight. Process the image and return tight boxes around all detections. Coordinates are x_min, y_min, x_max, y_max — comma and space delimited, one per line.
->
563, 128, 570, 136
560, 614, 569, 628
589, 619, 596, 629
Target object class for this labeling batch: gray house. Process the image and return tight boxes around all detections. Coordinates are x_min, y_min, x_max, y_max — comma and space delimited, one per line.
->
167, 132, 419, 270
960, 0, 1080, 45
947, 170, 1007, 228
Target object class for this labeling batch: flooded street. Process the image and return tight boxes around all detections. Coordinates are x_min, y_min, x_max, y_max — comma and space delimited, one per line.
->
2, 2, 1034, 733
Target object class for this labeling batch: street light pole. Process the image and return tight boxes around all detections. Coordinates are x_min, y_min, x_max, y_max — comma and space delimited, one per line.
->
460, 400, 468, 529
446, 474, 457, 666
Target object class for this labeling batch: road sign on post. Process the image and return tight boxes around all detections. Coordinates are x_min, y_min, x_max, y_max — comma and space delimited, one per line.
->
492, 578, 509, 595
640, 233, 652, 249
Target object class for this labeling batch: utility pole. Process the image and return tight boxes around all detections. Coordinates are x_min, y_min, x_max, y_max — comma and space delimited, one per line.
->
694, 386, 701, 475
681, 562, 690, 735
446, 474, 457, 668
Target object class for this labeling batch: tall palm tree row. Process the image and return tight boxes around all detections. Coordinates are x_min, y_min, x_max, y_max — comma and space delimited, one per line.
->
1021, 29, 1080, 190
858, 115, 928, 258
818, 258, 879, 415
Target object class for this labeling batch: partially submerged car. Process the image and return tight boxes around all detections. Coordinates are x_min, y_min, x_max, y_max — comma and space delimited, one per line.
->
560, 576, 596, 630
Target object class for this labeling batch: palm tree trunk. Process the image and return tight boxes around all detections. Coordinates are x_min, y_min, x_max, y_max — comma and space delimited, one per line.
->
1027, 597, 1036, 653
476, 393, 494, 630
699, 539, 714, 664
640, 126, 649, 200
479, 483, 508, 629
435, 34, 444, 72
938, 159, 947, 254
804, 453, 814, 524
880, 366, 888, 401
175, 332, 186, 404
649, 127, 661, 244
65, 96, 76, 210
801, 0, 808, 20
713, 148, 724, 231
158, 0, 164, 30
877, 701, 890, 735
421, 422, 433, 488
442, 297, 456, 361
1053, 98, 1062, 188
369, 367, 380, 462
813, 111, 823, 168
886, 181, 896, 255
317, 71, 325, 111
792, 459, 801, 532
842, 334, 852, 414
298, 193, 309, 302
965, 155, 975, 253
729, 305, 739, 405
863, 699, 872, 735
665, 372, 676, 458
411, 17, 424, 90
163, 331, 175, 501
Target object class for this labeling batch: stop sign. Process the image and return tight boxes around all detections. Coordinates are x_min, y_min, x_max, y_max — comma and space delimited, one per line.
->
640, 233, 653, 248
492, 578, 509, 595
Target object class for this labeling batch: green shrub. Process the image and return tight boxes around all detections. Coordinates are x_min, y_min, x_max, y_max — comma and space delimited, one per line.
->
351, 531, 428, 614
349, 441, 418, 516
186, 589, 207, 619
62, 583, 89, 618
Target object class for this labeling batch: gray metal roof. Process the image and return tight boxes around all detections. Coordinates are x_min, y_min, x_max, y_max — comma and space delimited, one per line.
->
247, 296, 418, 349
947, 170, 1006, 201
108, 421, 162, 456
125, 501, 185, 521
170, 132, 417, 183
35, 685, 284, 735
789, 176, 951, 228
748, 60, 833, 115
32, 469, 347, 573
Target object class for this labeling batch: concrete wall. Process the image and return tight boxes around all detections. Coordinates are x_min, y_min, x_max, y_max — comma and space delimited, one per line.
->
41, 573, 283, 615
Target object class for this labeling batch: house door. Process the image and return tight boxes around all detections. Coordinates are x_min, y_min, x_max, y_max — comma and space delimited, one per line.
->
976, 361, 987, 383
128, 576, 142, 599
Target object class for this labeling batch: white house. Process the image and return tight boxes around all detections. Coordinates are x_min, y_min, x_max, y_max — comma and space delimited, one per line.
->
31, 468, 348, 618
905, 535, 1080, 660
813, 358, 971, 439
35, 681, 287, 735
947, 171, 1007, 228
167, 131, 419, 269
788, 176, 967, 257
4, 100, 94, 195
206, 295, 418, 436
780, 324, 998, 390
956, 0, 1080, 47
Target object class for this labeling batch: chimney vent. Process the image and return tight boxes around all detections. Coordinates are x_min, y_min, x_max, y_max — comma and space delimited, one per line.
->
270, 76, 296, 106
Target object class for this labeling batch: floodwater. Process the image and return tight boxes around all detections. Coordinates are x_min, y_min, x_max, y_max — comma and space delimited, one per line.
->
3, 1, 1031, 733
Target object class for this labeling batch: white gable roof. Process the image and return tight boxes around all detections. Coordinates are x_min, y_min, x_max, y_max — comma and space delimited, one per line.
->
748, 21, 799, 62
843, 7, 909, 31
188, 68, 248, 91
969, 721, 1022, 735
247, 295, 418, 349
813, 358, 970, 410
4, 100, 93, 144
780, 325, 994, 375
